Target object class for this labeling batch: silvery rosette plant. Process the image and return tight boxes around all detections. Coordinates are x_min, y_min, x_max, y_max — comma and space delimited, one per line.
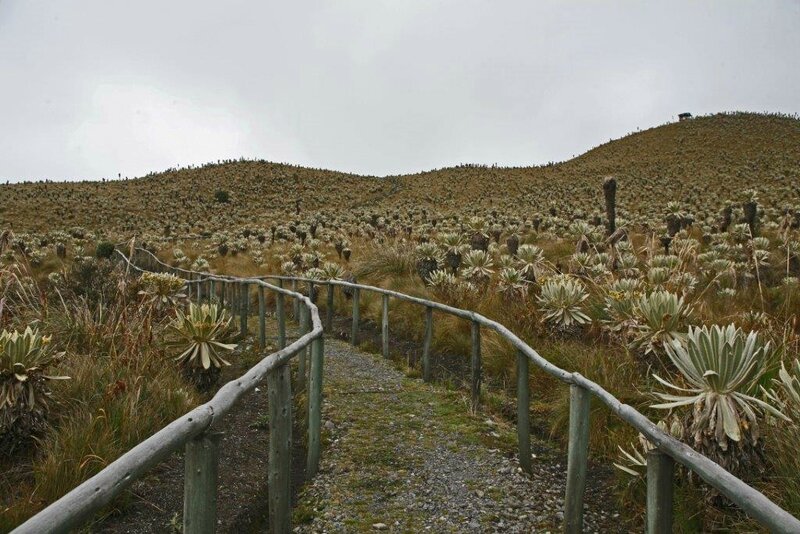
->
652, 324, 786, 474
167, 303, 237, 390
1, 327, 68, 455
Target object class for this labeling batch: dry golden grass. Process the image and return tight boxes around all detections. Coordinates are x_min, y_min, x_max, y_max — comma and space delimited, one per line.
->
1, 112, 798, 238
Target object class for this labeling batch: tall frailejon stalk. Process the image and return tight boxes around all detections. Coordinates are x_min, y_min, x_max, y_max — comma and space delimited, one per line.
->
603, 176, 617, 236
743, 189, 759, 237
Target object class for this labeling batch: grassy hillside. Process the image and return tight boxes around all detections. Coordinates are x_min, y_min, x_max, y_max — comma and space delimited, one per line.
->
1, 112, 798, 237
385, 112, 800, 216
3, 111, 800, 531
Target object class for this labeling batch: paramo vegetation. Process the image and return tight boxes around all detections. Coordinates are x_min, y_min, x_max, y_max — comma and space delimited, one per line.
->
0, 243, 237, 529
2, 111, 800, 531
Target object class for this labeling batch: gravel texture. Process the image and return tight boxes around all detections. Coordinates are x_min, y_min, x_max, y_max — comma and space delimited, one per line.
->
294, 339, 626, 533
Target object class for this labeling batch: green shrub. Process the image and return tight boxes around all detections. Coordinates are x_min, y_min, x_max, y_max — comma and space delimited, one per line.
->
214, 190, 230, 203
94, 241, 115, 259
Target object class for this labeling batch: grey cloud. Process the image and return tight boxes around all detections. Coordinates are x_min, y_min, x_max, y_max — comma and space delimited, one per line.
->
0, 0, 798, 182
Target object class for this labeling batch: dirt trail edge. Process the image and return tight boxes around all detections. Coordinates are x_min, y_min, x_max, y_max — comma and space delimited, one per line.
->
293, 338, 624, 534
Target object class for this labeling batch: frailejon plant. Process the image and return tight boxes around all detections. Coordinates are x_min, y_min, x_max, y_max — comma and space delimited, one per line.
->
537, 276, 591, 334
467, 216, 490, 252
764, 358, 800, 420
516, 244, 546, 283
321, 261, 346, 280
614, 417, 683, 477
415, 242, 442, 282
137, 272, 187, 312
167, 303, 237, 390
0, 327, 68, 455
497, 267, 527, 302
652, 324, 787, 475
629, 290, 692, 357
440, 233, 468, 273
461, 249, 494, 285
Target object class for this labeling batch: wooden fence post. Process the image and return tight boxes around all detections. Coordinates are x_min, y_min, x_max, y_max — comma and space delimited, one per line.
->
258, 286, 266, 349
517, 350, 531, 474
267, 361, 292, 534
183, 432, 221, 534
297, 305, 308, 392
326, 283, 334, 331
422, 306, 433, 382
381, 294, 389, 358
564, 384, 590, 534
647, 450, 674, 534
239, 282, 249, 337
351, 288, 360, 346
292, 279, 300, 319
219, 280, 226, 308
307, 335, 324, 478
470, 321, 481, 413
209, 280, 215, 304
276, 291, 286, 349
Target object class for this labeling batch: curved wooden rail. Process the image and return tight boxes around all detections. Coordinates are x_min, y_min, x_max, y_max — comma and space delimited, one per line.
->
19, 246, 800, 533
253, 274, 800, 533
125, 248, 800, 532
13, 250, 325, 534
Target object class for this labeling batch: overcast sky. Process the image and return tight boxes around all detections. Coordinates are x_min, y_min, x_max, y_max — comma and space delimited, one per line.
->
1, 1, 798, 182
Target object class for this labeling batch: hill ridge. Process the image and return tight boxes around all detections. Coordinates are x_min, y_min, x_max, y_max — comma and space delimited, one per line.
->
1, 111, 798, 235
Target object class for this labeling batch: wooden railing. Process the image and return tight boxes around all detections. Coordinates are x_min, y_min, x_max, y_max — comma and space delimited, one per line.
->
13, 249, 325, 534
255, 272, 800, 534
15, 247, 800, 533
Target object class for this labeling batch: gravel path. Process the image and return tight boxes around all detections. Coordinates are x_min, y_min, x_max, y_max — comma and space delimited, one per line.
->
294, 339, 625, 533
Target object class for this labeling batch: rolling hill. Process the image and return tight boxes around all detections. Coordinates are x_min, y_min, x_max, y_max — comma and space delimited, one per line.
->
1, 112, 798, 237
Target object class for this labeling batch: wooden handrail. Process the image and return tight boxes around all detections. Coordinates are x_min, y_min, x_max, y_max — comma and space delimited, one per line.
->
253, 273, 800, 533
14, 251, 324, 534
51, 246, 800, 533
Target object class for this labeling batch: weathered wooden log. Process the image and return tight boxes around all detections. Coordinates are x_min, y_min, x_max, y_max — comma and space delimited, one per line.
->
326, 283, 334, 331
517, 350, 531, 475
239, 282, 249, 337
422, 306, 433, 382
381, 294, 390, 358
471, 321, 481, 413
258, 286, 266, 349
564, 384, 590, 534
183, 432, 221, 534
268, 362, 292, 534
351, 287, 360, 346
307, 335, 324, 477
297, 306, 308, 392
292, 279, 300, 319
277, 291, 286, 349
647, 450, 674, 534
